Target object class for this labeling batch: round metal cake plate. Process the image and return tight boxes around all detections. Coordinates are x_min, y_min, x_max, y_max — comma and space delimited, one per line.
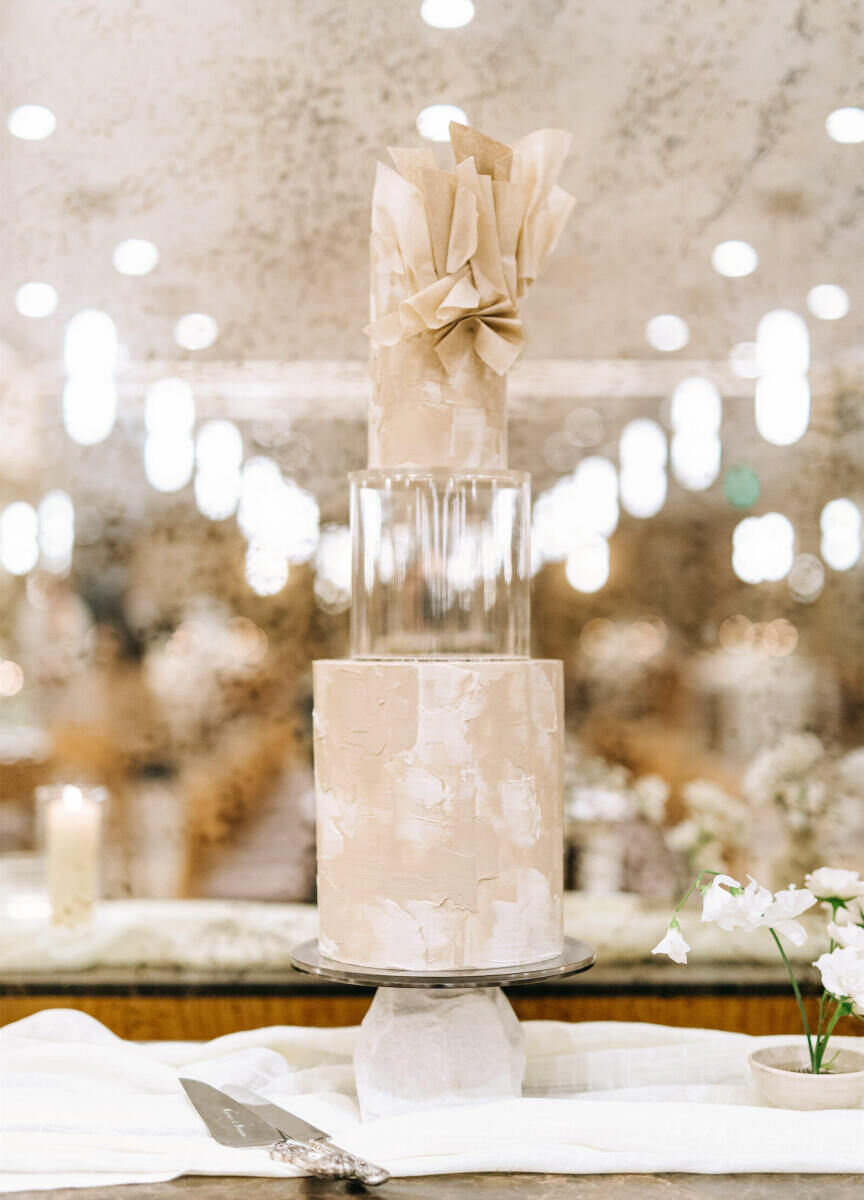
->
290, 937, 595, 989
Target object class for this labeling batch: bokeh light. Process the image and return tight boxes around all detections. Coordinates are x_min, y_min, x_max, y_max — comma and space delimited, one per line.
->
0, 661, 24, 696
728, 341, 761, 380
196, 420, 243, 472
718, 614, 753, 653
38, 490, 75, 574
671, 433, 721, 491
645, 314, 689, 352
145, 377, 195, 436
194, 469, 241, 521
565, 534, 610, 593
62, 377, 117, 446
245, 542, 289, 596
416, 104, 468, 141
7, 104, 55, 140
756, 309, 809, 376
825, 107, 864, 144
174, 313, 219, 351
820, 498, 862, 571
619, 419, 667, 466
711, 240, 758, 278
0, 502, 39, 575
420, 0, 475, 27
532, 457, 618, 564
144, 433, 195, 493
723, 465, 761, 509
754, 374, 810, 446
807, 284, 850, 321
619, 464, 667, 518
64, 310, 118, 377
671, 377, 722, 434
113, 238, 159, 276
618, 420, 667, 518
14, 282, 58, 318
788, 553, 825, 603
732, 513, 795, 583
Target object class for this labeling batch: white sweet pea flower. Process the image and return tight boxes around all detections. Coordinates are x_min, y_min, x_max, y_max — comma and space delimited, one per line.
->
834, 897, 864, 925
651, 923, 691, 964
701, 873, 744, 926
804, 867, 864, 900
701, 874, 772, 932
701, 877, 814, 945
761, 885, 817, 947
813, 946, 864, 1009
827, 920, 864, 952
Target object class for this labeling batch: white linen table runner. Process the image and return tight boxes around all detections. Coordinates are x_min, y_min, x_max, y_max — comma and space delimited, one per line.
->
1, 1009, 862, 1191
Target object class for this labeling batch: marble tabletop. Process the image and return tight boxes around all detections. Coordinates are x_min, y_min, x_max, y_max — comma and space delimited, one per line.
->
5, 1174, 863, 1199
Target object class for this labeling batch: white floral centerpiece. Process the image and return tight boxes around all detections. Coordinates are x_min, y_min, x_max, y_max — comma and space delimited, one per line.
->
653, 866, 864, 1079
564, 752, 669, 894
664, 779, 749, 875
743, 735, 864, 883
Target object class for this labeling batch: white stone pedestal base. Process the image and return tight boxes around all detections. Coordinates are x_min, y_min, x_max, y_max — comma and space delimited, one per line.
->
353, 986, 526, 1120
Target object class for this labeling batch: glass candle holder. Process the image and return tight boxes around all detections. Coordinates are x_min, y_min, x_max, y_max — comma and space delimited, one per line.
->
350, 469, 531, 657
35, 785, 107, 927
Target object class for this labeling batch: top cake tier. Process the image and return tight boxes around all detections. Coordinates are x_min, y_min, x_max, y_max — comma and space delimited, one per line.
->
365, 123, 575, 471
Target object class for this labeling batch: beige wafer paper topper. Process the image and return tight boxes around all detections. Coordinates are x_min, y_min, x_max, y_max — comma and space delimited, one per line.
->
365, 122, 575, 470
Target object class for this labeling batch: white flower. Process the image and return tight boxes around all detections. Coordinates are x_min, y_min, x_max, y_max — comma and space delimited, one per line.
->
804, 867, 864, 900
813, 946, 864, 1008
701, 876, 814, 945
836, 896, 864, 925
665, 819, 703, 853
634, 774, 668, 824
743, 734, 826, 815
702, 874, 773, 931
762, 885, 817, 947
701, 874, 744, 927
651, 924, 691, 964
827, 920, 864, 951
835, 748, 864, 797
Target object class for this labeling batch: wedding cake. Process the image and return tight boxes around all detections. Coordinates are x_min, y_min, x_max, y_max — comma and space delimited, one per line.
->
314, 122, 574, 971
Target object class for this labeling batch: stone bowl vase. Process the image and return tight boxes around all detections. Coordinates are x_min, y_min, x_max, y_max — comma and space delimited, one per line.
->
749, 1043, 864, 1110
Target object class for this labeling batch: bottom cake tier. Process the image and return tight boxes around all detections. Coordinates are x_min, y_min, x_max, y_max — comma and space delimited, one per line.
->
313, 657, 564, 971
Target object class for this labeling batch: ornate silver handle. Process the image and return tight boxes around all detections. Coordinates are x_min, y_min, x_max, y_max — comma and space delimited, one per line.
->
270, 1136, 390, 1186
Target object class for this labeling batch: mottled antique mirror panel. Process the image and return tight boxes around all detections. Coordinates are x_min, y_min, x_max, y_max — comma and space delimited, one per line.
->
1, 0, 862, 935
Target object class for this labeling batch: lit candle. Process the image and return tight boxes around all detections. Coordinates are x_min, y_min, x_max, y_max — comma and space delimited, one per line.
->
45, 786, 103, 926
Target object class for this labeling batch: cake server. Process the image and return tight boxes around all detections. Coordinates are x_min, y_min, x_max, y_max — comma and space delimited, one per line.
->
179, 1078, 389, 1186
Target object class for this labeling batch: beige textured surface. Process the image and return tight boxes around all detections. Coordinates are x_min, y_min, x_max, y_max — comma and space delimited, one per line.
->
314, 658, 564, 970
3, 0, 862, 369
368, 338, 507, 469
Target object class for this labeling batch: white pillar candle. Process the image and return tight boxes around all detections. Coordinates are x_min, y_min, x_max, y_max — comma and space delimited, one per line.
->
45, 786, 103, 927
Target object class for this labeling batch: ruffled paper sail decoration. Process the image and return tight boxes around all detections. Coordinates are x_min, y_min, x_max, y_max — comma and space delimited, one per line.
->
365, 122, 574, 470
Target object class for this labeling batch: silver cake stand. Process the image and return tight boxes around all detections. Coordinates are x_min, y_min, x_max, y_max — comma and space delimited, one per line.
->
290, 938, 596, 1119
290, 936, 595, 988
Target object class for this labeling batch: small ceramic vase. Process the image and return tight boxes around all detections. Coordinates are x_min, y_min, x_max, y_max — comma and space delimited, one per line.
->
749, 1043, 864, 1110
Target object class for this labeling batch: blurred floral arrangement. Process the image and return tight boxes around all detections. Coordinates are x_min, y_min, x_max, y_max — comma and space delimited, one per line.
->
565, 753, 668, 825
664, 780, 750, 875
564, 750, 671, 894
743, 734, 864, 879
566, 733, 864, 898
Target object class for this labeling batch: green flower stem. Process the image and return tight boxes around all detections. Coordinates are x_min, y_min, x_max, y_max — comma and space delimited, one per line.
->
815, 931, 838, 1044
816, 988, 827, 1043
814, 1000, 849, 1073
671, 869, 721, 920
769, 927, 813, 1066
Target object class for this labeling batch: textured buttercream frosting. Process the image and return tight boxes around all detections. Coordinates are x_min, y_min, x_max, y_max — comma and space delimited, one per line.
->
314, 657, 564, 971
